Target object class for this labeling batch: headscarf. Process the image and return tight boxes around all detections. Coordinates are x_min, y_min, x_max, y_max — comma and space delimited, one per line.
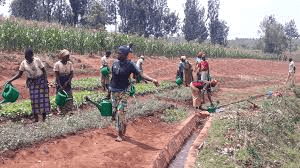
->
59, 49, 70, 59
118, 45, 131, 56
181, 56, 186, 61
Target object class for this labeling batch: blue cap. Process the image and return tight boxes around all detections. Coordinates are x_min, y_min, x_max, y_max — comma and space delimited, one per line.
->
118, 45, 131, 56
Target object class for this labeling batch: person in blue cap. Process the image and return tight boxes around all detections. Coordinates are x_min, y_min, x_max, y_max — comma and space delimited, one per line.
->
110, 45, 159, 142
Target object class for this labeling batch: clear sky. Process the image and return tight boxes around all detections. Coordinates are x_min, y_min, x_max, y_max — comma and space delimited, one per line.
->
1, 0, 300, 40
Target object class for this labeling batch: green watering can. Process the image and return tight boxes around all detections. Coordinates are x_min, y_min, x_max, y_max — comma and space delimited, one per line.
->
175, 77, 183, 86
129, 85, 135, 97
1, 83, 19, 104
100, 67, 110, 76
56, 90, 71, 107
85, 96, 112, 116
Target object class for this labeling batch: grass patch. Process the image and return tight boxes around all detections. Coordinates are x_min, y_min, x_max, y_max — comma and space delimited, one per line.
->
72, 77, 101, 90
126, 97, 171, 119
0, 109, 110, 151
195, 96, 300, 168
135, 80, 178, 95
155, 86, 192, 101
161, 108, 188, 123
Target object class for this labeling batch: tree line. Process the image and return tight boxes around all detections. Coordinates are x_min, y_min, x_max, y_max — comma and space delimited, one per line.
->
0, 0, 229, 46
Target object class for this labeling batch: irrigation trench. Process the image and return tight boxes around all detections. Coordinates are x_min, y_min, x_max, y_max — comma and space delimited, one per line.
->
151, 111, 211, 168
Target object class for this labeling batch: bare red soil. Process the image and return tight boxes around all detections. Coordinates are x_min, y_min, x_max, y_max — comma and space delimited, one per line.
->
0, 51, 298, 167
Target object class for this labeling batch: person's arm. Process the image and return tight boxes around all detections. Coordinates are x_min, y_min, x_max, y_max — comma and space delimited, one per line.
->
7, 71, 23, 83
139, 72, 159, 86
55, 71, 62, 89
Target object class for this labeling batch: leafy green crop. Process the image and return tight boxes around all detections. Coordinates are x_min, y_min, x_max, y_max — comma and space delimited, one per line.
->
135, 80, 177, 95
72, 77, 101, 90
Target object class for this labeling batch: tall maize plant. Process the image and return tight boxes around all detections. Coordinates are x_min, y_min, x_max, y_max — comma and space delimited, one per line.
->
0, 18, 276, 60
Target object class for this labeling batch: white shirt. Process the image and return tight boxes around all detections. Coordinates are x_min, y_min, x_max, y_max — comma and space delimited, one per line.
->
19, 57, 44, 78
101, 56, 108, 67
136, 58, 144, 71
53, 61, 74, 75
289, 61, 295, 73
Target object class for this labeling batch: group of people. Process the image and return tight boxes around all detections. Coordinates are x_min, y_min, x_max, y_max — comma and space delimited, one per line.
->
6, 48, 74, 122
177, 52, 218, 110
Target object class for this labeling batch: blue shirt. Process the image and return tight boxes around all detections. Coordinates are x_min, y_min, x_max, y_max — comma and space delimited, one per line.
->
109, 60, 141, 92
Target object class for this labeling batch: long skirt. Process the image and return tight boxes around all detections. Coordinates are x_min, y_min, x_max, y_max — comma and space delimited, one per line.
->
27, 75, 50, 115
111, 91, 129, 134
57, 75, 73, 113
201, 71, 209, 81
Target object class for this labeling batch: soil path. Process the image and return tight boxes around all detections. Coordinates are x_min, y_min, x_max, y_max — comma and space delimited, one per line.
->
0, 51, 298, 167
1, 116, 178, 168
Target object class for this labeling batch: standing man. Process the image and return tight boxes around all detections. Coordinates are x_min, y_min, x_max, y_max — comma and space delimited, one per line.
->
286, 58, 296, 86
134, 55, 145, 83
100, 50, 111, 91
110, 45, 159, 142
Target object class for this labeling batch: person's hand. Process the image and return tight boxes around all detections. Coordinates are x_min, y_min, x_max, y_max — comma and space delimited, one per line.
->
153, 80, 159, 87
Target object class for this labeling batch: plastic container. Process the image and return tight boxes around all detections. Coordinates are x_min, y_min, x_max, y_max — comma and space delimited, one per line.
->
100, 67, 110, 76
56, 90, 69, 107
97, 98, 112, 116
1, 83, 19, 103
207, 106, 216, 113
175, 77, 183, 86
130, 85, 135, 96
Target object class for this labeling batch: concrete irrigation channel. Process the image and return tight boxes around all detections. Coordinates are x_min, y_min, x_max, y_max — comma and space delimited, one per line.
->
151, 111, 212, 168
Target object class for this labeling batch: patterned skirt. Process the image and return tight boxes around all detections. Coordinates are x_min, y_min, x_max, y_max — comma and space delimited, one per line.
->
27, 75, 50, 115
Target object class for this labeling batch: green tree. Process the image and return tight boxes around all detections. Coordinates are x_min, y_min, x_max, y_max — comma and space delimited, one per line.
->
259, 15, 288, 55
284, 19, 299, 55
81, 0, 106, 29
207, 0, 229, 45
52, 0, 73, 25
10, 0, 38, 20
69, 0, 88, 25
182, 0, 208, 42
118, 0, 178, 38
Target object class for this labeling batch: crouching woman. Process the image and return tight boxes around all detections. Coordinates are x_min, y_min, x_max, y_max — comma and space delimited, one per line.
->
7, 48, 50, 122
190, 80, 218, 110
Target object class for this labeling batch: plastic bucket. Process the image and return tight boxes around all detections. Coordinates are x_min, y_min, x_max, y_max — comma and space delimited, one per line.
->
175, 77, 183, 86
1, 83, 19, 103
100, 67, 110, 76
98, 99, 112, 116
56, 90, 69, 107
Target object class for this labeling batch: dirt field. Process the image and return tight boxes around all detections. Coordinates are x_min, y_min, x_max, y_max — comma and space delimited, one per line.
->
0, 51, 298, 167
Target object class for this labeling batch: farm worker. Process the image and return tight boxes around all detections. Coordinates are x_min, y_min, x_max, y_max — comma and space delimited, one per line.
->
110, 45, 159, 142
134, 55, 145, 83
54, 49, 74, 115
6, 48, 50, 122
196, 53, 210, 81
190, 80, 218, 110
195, 52, 204, 80
177, 56, 193, 86
100, 50, 111, 91
285, 58, 296, 86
